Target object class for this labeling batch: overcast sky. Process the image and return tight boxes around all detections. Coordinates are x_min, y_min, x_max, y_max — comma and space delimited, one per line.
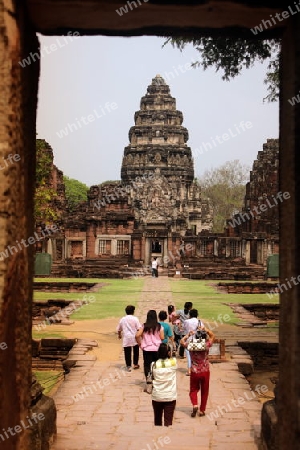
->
36, 35, 279, 187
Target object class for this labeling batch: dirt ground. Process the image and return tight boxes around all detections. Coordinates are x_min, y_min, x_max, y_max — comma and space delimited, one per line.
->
53, 318, 123, 361
53, 320, 248, 362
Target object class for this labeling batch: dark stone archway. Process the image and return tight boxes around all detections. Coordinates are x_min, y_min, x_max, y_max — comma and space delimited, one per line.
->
1, 1, 299, 449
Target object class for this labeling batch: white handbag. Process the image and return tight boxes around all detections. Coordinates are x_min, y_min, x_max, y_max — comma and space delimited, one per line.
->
187, 337, 206, 351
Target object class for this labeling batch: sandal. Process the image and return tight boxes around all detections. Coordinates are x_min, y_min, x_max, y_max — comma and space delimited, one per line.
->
198, 411, 205, 417
133, 365, 140, 369
191, 406, 198, 417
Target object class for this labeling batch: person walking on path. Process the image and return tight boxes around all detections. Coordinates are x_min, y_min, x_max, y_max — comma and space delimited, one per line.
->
151, 343, 177, 427
173, 301, 193, 357
151, 257, 159, 277
182, 308, 203, 376
168, 304, 177, 323
158, 310, 176, 355
117, 305, 142, 372
136, 310, 164, 383
180, 327, 215, 417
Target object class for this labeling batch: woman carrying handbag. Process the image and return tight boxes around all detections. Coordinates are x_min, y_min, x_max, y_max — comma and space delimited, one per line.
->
180, 327, 215, 417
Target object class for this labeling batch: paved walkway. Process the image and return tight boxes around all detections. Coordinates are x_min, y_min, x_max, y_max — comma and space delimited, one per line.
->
51, 277, 266, 450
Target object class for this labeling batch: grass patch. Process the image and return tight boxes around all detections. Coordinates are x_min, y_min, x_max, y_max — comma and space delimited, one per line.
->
34, 278, 144, 320
32, 332, 67, 340
34, 370, 64, 396
34, 277, 105, 283
170, 279, 279, 326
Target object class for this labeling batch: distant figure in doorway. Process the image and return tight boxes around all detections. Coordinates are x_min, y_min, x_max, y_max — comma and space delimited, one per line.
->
152, 257, 158, 277
117, 305, 142, 372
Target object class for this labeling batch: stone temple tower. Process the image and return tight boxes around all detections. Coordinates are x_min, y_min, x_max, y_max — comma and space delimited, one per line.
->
121, 74, 194, 183
120, 75, 212, 240
73, 75, 213, 266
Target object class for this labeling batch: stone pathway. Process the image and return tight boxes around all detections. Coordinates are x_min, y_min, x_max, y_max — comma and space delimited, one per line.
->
51, 276, 267, 450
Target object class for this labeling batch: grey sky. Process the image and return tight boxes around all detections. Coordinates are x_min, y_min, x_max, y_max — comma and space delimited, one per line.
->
36, 35, 279, 187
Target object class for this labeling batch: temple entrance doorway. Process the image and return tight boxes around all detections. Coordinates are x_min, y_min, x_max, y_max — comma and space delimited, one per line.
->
151, 239, 162, 254
145, 237, 168, 266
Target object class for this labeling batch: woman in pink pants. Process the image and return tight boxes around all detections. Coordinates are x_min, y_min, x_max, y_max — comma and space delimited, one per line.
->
180, 328, 215, 417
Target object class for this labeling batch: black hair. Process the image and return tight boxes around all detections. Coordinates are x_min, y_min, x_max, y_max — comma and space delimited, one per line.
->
184, 302, 193, 314
125, 305, 135, 315
158, 310, 167, 321
168, 305, 175, 314
189, 308, 198, 318
157, 343, 170, 360
143, 310, 161, 334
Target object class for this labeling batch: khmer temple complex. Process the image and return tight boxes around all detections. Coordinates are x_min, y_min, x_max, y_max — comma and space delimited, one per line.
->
38, 76, 280, 279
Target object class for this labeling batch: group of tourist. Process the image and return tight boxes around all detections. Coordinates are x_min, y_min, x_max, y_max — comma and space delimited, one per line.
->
116, 302, 215, 426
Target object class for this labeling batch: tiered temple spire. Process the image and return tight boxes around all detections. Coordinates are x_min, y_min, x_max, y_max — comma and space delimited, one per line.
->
121, 74, 194, 183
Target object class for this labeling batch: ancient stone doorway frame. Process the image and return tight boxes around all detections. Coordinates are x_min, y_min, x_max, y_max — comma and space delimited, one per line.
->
1, 2, 300, 449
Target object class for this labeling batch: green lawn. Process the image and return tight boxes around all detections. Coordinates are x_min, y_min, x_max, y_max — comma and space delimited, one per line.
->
33, 278, 144, 320
170, 279, 279, 326
33, 277, 279, 327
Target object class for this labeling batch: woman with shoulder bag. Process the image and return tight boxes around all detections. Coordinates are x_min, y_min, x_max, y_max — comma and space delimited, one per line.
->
180, 327, 215, 418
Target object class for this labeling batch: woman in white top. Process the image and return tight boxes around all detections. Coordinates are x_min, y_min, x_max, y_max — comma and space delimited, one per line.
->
151, 343, 177, 427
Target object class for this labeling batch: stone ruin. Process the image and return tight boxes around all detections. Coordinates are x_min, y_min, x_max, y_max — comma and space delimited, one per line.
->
35, 77, 279, 280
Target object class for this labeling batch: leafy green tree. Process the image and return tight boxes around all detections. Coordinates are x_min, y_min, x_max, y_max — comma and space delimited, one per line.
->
198, 160, 250, 232
64, 176, 89, 210
35, 139, 59, 224
164, 37, 280, 102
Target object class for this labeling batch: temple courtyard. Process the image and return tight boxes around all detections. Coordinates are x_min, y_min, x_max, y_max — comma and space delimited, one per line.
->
33, 275, 279, 449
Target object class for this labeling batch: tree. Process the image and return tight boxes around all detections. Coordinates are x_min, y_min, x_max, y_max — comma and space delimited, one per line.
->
198, 160, 250, 232
164, 37, 280, 102
35, 139, 59, 224
64, 176, 89, 211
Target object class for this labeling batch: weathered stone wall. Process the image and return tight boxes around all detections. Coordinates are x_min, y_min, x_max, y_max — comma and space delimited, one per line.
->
0, 2, 39, 449
1, 1, 300, 448
226, 139, 279, 237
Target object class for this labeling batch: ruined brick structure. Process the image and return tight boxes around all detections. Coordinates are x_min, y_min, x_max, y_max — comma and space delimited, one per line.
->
52, 75, 213, 272
47, 82, 280, 277
225, 139, 280, 264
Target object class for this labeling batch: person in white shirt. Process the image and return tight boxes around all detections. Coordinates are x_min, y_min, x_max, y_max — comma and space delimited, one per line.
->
151, 343, 177, 427
151, 257, 158, 277
183, 309, 203, 376
117, 305, 142, 372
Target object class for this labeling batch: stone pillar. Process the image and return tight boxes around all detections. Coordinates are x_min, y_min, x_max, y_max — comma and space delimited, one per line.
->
257, 240, 263, 265
225, 239, 230, 258
144, 238, 150, 265
213, 239, 218, 257
163, 238, 168, 267
111, 238, 117, 256
245, 241, 250, 265
0, 3, 39, 449
273, 14, 300, 450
